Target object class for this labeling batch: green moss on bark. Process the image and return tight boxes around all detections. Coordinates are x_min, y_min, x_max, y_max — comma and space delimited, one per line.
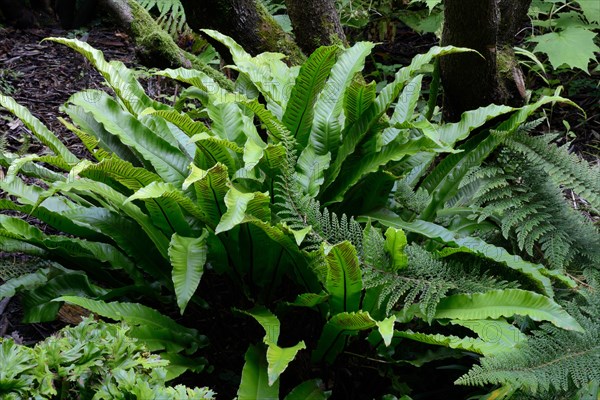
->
126, 0, 233, 90
255, 3, 305, 64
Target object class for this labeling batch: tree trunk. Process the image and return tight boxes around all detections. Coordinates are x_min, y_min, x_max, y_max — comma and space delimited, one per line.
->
99, 0, 233, 90
496, 0, 531, 107
0, 0, 37, 28
180, 0, 305, 64
284, 0, 347, 54
440, 0, 499, 122
440, 0, 530, 121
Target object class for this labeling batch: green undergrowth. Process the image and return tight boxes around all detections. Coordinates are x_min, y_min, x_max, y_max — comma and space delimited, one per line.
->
0, 30, 598, 399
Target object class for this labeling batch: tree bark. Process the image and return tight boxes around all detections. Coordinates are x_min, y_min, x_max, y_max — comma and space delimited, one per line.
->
0, 0, 38, 27
99, 0, 233, 90
440, 0, 499, 122
180, 0, 305, 64
284, 0, 347, 54
440, 0, 530, 121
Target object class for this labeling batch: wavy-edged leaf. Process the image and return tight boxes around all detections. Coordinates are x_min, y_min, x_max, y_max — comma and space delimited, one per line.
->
0, 266, 59, 300
0, 94, 78, 164
438, 103, 515, 145
435, 290, 583, 332
283, 46, 338, 147
287, 292, 330, 308
76, 156, 159, 189
157, 67, 233, 105
324, 241, 363, 314
0, 236, 46, 256
22, 272, 107, 322
0, 215, 137, 280
309, 42, 375, 157
46, 37, 162, 115
184, 163, 229, 229
344, 80, 376, 127
63, 103, 141, 165
395, 330, 510, 356
169, 230, 209, 314
313, 311, 376, 363
381, 75, 424, 145
126, 181, 205, 233
42, 178, 170, 260
67, 90, 189, 186
59, 116, 109, 162
296, 147, 331, 197
0, 179, 101, 240
139, 113, 197, 160
237, 345, 279, 400
240, 99, 292, 143
322, 135, 450, 204
0, 152, 65, 182
76, 158, 194, 237
266, 341, 306, 386
58, 206, 167, 284
450, 319, 527, 353
191, 133, 242, 173
384, 228, 408, 270
324, 46, 474, 193
215, 187, 270, 234
201, 29, 252, 64
0, 197, 98, 244
202, 29, 298, 115
141, 108, 211, 137
56, 296, 205, 352
239, 306, 281, 344
284, 379, 330, 400
207, 102, 246, 145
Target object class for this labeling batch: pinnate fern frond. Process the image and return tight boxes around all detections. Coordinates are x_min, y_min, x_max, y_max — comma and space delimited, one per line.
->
464, 151, 600, 270
136, 0, 187, 36
457, 290, 600, 395
506, 132, 600, 210
363, 244, 516, 321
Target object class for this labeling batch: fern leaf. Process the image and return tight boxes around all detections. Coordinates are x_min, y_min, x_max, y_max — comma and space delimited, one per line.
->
283, 46, 338, 148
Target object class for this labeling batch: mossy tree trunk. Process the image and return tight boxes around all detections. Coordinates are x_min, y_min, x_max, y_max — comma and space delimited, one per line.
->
180, 0, 305, 64
99, 0, 232, 89
284, 0, 347, 54
440, 0, 530, 121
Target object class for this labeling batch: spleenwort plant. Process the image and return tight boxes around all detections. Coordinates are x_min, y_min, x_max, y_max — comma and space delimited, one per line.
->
0, 30, 598, 398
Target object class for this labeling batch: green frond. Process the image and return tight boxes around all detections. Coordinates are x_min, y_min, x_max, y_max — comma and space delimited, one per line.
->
46, 38, 162, 116
136, 0, 187, 37
282, 46, 338, 148
363, 244, 513, 321
507, 132, 600, 210
457, 292, 600, 395
462, 150, 600, 270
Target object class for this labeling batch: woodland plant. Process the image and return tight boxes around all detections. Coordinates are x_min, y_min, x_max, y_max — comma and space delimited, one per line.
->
0, 31, 599, 399
0, 317, 214, 399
